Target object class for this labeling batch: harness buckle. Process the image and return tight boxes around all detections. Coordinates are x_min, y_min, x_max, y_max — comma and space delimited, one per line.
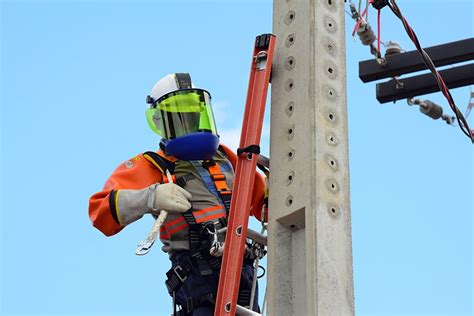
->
173, 265, 188, 283
202, 160, 216, 168
210, 173, 226, 181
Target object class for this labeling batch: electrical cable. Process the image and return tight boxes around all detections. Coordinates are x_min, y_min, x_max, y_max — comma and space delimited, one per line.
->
387, 0, 473, 142
465, 87, 474, 118
377, 8, 381, 57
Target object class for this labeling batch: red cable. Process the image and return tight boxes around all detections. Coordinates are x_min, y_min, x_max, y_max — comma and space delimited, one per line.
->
352, 6, 369, 36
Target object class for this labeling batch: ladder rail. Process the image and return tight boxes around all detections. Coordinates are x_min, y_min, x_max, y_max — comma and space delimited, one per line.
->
214, 34, 275, 316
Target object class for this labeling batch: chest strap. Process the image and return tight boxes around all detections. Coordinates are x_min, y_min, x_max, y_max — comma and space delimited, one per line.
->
190, 159, 233, 215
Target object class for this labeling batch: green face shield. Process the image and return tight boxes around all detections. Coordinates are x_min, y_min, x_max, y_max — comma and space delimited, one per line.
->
146, 89, 218, 139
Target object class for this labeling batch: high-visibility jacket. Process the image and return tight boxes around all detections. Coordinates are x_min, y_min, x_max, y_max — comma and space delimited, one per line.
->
89, 144, 266, 253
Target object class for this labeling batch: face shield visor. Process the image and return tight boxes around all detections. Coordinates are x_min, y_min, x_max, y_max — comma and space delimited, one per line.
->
146, 89, 218, 139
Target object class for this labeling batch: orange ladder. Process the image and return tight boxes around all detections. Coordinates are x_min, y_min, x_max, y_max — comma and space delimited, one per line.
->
214, 33, 275, 316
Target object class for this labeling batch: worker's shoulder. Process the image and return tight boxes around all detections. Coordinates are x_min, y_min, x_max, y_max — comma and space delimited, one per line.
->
112, 151, 158, 173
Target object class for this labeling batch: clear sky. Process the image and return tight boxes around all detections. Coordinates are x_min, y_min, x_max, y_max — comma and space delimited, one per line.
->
1, 0, 472, 315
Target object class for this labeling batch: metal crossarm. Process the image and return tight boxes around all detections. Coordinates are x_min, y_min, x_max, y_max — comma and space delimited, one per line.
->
376, 63, 474, 103
359, 38, 474, 82
214, 33, 275, 316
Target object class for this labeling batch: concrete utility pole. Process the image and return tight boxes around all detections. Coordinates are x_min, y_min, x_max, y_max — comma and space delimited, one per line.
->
267, 1, 355, 315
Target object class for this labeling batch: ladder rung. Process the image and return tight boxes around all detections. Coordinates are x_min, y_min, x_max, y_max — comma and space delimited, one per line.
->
235, 304, 261, 316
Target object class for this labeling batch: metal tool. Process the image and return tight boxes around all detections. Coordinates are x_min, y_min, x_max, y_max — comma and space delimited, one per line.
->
135, 169, 173, 256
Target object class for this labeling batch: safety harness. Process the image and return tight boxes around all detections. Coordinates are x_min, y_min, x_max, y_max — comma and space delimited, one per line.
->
142, 147, 253, 314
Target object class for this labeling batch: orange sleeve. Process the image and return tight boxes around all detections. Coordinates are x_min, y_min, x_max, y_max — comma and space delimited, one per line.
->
220, 144, 267, 221
88, 154, 163, 236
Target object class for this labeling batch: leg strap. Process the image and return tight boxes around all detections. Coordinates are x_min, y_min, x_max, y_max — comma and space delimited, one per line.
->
165, 257, 194, 294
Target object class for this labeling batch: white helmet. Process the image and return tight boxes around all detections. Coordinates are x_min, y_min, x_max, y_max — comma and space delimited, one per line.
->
147, 73, 193, 103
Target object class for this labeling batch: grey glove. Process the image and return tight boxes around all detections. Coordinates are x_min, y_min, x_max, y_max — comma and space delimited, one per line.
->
115, 183, 192, 226
152, 182, 192, 213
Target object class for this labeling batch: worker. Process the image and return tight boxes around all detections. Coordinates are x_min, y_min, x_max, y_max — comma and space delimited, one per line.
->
89, 73, 266, 315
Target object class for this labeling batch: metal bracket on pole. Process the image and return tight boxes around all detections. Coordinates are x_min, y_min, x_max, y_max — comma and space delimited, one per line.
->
269, 1, 354, 315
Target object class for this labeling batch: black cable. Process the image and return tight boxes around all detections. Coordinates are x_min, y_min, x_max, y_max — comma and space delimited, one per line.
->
388, 0, 473, 142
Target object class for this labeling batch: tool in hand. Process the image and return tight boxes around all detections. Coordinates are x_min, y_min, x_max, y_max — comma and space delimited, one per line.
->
135, 169, 173, 256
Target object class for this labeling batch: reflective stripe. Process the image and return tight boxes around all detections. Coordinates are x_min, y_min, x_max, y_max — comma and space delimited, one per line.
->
192, 205, 223, 217
197, 212, 226, 223
160, 226, 170, 239
162, 206, 226, 236
194, 206, 226, 223
168, 222, 189, 235
164, 216, 186, 229
114, 190, 122, 225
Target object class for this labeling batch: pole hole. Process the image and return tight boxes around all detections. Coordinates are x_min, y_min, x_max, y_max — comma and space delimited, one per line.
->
236, 226, 242, 236
328, 67, 333, 74
329, 113, 335, 120
328, 205, 341, 218
326, 133, 339, 146
285, 34, 296, 47
287, 170, 295, 185
285, 11, 296, 25
289, 224, 296, 229
225, 302, 231, 312
286, 196, 294, 206
285, 79, 295, 92
286, 102, 295, 117
328, 0, 333, 5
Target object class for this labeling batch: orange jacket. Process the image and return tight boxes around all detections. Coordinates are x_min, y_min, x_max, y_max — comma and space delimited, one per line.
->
89, 144, 266, 237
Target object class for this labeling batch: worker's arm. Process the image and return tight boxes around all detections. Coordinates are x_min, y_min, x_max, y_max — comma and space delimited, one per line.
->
88, 155, 163, 236
89, 155, 192, 236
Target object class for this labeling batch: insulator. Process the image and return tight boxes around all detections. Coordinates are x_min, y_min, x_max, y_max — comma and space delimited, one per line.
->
357, 22, 376, 46
441, 114, 455, 125
384, 41, 403, 57
420, 100, 443, 120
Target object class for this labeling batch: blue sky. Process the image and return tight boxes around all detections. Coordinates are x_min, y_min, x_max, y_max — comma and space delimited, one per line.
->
1, 0, 472, 315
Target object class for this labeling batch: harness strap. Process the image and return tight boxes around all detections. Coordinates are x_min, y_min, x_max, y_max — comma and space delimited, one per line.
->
174, 293, 215, 316
143, 151, 175, 174
181, 210, 214, 276
167, 262, 256, 314
193, 159, 233, 215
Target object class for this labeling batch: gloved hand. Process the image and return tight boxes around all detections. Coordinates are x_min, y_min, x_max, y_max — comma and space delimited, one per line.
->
152, 182, 192, 213
115, 183, 192, 226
